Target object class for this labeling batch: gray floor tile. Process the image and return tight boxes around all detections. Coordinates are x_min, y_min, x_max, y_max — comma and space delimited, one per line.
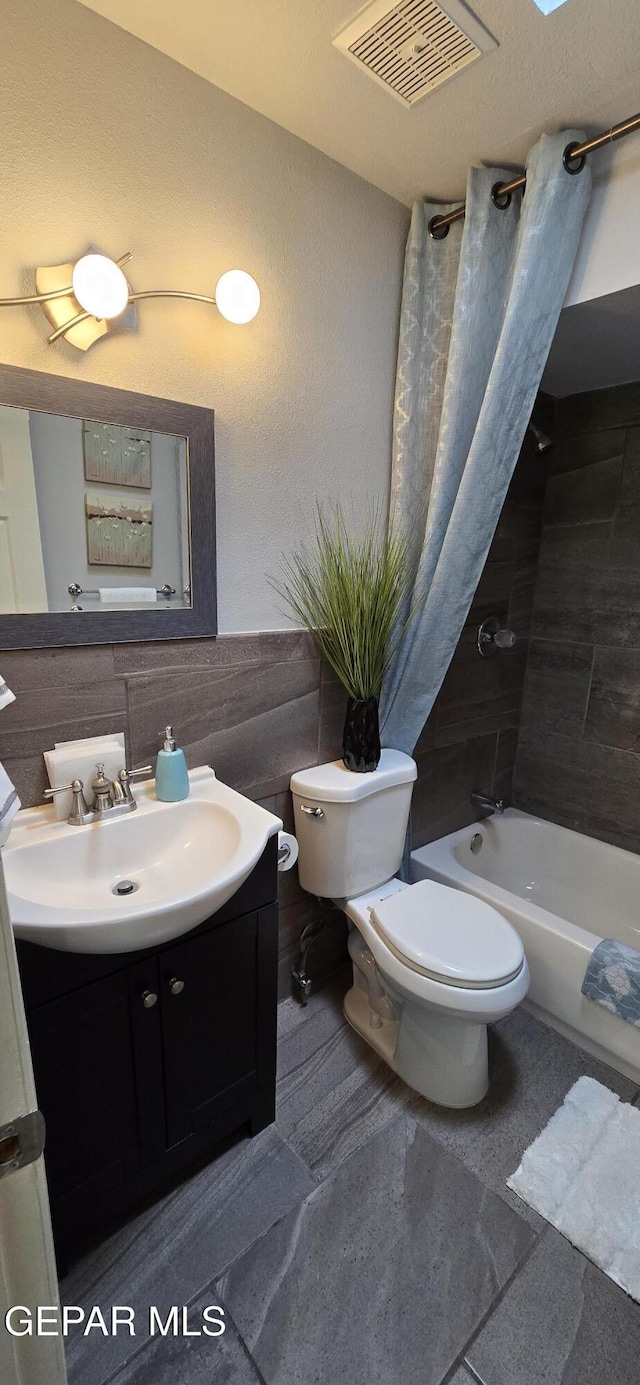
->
218, 1116, 535, 1385
449, 1371, 479, 1385
412, 1004, 637, 1227
63, 1126, 314, 1385
107, 1287, 261, 1385
466, 1226, 640, 1385
276, 979, 416, 1180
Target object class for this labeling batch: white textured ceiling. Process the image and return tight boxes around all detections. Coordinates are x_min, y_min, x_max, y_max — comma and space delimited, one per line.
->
76, 0, 640, 205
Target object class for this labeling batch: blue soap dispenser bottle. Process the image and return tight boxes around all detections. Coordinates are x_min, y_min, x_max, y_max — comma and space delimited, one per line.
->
155, 725, 189, 802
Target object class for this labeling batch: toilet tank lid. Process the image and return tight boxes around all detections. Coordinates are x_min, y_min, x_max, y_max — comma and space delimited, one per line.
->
290, 749, 417, 803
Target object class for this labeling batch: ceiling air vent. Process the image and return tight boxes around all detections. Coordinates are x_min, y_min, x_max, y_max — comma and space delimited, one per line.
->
332, 0, 497, 108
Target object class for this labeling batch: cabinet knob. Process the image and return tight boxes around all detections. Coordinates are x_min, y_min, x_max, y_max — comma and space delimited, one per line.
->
169, 977, 185, 996
141, 989, 158, 1009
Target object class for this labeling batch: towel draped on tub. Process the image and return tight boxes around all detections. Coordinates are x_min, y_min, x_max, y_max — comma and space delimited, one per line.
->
582, 938, 640, 1027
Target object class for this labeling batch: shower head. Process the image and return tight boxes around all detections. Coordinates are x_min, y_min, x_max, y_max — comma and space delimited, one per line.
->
528, 422, 554, 455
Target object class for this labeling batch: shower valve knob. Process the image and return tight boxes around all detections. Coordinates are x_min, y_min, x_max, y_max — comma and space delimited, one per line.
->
494, 628, 517, 649
477, 616, 516, 658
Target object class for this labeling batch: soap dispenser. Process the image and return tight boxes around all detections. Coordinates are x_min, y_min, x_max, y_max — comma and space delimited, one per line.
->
155, 726, 189, 802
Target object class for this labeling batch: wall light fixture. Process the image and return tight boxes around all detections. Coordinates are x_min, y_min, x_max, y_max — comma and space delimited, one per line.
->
0, 247, 261, 351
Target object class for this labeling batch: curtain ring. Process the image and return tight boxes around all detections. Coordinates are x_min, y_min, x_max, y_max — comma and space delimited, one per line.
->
563, 141, 586, 175
428, 215, 450, 240
491, 181, 512, 211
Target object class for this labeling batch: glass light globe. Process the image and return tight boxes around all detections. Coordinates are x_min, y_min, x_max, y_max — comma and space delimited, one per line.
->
214, 270, 260, 324
72, 254, 129, 319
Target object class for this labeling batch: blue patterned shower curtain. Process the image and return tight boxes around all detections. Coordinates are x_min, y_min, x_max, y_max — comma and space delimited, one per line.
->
380, 132, 591, 755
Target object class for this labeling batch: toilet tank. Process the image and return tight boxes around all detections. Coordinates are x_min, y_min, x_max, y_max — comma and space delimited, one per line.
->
290, 750, 417, 900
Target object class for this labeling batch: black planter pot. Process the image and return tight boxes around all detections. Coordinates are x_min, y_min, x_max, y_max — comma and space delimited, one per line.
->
342, 695, 381, 773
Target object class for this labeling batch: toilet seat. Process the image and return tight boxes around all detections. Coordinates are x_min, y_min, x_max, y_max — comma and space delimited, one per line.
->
370, 880, 524, 990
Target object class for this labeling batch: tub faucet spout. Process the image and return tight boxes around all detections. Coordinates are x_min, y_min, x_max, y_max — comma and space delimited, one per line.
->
471, 791, 505, 816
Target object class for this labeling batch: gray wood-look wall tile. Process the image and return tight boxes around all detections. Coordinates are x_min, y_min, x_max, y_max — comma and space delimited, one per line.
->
0, 644, 116, 690
556, 380, 640, 436
615, 424, 640, 539
1, 710, 129, 763
317, 662, 345, 765
531, 521, 640, 648
514, 729, 640, 853
547, 426, 626, 477
515, 381, 640, 849
436, 635, 527, 748
543, 454, 623, 528
519, 638, 593, 737
127, 659, 320, 792
113, 635, 263, 674
493, 727, 519, 801
584, 646, 640, 751
1, 753, 51, 810
412, 733, 499, 849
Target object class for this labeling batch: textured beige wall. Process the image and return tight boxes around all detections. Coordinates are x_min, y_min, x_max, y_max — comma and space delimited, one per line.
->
0, 0, 408, 631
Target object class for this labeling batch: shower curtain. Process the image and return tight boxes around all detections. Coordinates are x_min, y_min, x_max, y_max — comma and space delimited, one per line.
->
380, 131, 592, 755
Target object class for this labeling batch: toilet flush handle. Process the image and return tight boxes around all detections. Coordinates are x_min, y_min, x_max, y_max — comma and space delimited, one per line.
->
299, 804, 324, 818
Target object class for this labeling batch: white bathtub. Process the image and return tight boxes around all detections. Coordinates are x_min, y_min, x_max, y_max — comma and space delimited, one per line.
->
411, 808, 640, 1085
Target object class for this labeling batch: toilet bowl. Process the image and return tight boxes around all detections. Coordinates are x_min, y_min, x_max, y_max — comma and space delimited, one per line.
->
291, 750, 529, 1108
343, 876, 528, 1107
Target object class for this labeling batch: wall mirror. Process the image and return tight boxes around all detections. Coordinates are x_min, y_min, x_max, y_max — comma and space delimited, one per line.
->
0, 364, 215, 647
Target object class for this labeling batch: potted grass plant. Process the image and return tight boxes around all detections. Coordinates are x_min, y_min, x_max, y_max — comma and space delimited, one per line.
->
273, 503, 413, 773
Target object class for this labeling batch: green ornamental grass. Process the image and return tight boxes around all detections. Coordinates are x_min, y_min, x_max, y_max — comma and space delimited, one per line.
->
273, 503, 414, 703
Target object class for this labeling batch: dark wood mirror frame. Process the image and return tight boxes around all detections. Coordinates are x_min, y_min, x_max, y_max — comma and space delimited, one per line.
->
0, 364, 216, 649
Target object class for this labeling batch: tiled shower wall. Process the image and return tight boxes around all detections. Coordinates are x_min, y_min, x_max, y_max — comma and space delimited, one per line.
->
514, 379, 640, 853
410, 397, 552, 848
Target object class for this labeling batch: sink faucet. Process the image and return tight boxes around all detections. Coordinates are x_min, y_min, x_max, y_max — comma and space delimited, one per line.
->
471, 791, 505, 817
44, 762, 152, 825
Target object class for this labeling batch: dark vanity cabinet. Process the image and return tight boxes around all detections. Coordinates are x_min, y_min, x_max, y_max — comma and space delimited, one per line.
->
16, 839, 279, 1270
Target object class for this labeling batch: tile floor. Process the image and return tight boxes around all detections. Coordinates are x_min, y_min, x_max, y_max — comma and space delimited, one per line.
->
62, 980, 640, 1385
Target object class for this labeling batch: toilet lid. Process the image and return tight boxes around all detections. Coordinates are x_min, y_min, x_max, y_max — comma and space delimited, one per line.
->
371, 880, 524, 989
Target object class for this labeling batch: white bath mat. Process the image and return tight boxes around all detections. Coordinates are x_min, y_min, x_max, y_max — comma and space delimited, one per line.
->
507, 1076, 640, 1302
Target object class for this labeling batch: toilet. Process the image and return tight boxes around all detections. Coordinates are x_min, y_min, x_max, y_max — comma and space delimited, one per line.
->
290, 749, 529, 1108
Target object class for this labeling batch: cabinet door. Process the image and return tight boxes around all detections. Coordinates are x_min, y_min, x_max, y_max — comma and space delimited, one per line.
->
159, 911, 259, 1147
27, 957, 164, 1206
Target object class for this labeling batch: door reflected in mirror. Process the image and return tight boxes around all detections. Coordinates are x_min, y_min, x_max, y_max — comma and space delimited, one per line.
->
0, 405, 191, 615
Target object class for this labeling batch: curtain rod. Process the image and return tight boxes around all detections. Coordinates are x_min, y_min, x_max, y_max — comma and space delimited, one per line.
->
428, 111, 640, 239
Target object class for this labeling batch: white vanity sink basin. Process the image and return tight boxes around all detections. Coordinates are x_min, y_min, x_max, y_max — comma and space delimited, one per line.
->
3, 766, 282, 953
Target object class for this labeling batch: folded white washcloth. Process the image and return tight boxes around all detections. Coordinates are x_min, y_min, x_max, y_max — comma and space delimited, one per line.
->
99, 587, 157, 603
0, 673, 16, 711
54, 732, 125, 752
0, 762, 20, 847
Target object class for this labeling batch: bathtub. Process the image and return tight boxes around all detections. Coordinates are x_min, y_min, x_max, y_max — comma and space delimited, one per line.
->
411, 808, 640, 1085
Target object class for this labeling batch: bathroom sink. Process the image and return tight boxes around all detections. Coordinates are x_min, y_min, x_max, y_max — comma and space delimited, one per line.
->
3, 766, 282, 953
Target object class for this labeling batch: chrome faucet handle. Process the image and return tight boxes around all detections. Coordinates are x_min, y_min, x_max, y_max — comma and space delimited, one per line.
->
44, 778, 92, 826
115, 764, 153, 804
